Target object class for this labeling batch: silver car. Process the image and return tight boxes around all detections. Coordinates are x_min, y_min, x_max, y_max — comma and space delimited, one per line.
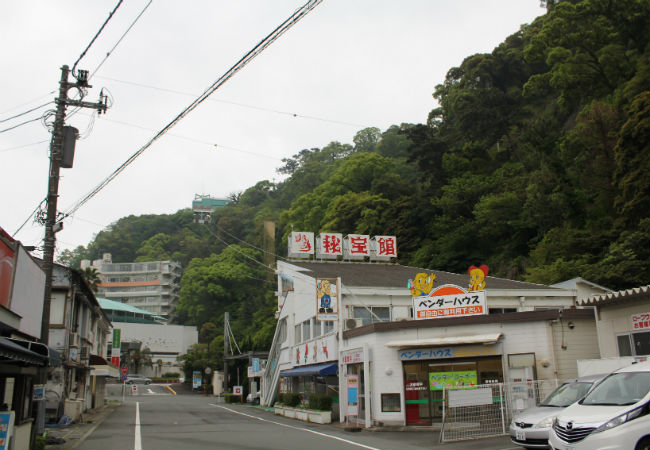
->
509, 373, 607, 449
125, 374, 152, 385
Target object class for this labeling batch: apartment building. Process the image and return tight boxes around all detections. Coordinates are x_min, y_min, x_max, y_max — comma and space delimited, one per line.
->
83, 253, 182, 320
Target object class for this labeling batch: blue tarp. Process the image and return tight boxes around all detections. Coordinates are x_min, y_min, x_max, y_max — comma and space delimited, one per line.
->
280, 362, 338, 377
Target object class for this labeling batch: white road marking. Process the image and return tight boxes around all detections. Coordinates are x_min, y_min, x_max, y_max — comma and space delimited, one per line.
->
211, 405, 384, 450
135, 401, 142, 450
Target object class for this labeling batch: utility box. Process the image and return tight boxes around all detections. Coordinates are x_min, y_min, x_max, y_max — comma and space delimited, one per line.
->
60, 126, 79, 168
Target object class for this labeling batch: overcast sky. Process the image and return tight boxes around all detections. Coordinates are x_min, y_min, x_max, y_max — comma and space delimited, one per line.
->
1, 0, 544, 257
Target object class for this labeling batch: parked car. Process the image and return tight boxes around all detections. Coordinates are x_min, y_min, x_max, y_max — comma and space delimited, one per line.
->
510, 373, 607, 449
548, 360, 650, 450
125, 374, 152, 385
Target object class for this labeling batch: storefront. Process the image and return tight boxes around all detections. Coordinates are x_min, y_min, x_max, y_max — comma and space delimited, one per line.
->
399, 342, 503, 424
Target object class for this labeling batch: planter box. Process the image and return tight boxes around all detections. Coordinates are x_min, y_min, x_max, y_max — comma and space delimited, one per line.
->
274, 405, 331, 424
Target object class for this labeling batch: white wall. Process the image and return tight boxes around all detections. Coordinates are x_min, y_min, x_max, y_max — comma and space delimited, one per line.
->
10, 246, 45, 339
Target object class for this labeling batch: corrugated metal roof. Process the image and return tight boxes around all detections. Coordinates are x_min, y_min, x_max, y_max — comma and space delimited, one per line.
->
284, 261, 554, 290
97, 297, 158, 316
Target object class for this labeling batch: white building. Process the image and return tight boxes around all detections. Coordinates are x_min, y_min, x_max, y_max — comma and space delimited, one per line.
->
100, 298, 197, 377
83, 253, 182, 320
262, 259, 610, 428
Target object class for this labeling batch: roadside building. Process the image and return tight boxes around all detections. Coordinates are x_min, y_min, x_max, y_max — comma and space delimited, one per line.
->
576, 285, 650, 375
262, 250, 610, 428
0, 227, 61, 448
192, 194, 229, 224
48, 263, 114, 420
83, 253, 182, 320
99, 298, 197, 377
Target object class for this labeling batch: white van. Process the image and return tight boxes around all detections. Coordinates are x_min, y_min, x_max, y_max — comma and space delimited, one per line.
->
548, 360, 650, 450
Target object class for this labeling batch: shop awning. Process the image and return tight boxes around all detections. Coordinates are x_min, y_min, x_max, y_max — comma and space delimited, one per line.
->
384, 332, 503, 348
280, 362, 338, 377
0, 337, 48, 366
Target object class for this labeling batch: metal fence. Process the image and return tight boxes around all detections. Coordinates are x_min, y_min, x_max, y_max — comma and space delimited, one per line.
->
440, 380, 559, 443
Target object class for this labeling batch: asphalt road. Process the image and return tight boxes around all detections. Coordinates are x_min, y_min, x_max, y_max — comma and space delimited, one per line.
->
80, 385, 523, 450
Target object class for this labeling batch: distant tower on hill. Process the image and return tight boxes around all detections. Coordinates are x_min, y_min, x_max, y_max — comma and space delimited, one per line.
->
192, 194, 229, 224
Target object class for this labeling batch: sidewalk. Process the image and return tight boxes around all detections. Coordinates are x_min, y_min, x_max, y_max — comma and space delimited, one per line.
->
44, 402, 119, 450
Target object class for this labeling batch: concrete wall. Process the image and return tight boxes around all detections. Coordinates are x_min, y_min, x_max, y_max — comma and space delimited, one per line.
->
551, 317, 601, 379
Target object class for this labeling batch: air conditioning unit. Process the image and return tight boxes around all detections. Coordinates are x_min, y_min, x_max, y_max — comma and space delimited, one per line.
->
345, 318, 364, 330
69, 332, 80, 348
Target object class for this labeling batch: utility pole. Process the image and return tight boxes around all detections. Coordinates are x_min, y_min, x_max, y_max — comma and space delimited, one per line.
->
224, 312, 229, 394
40, 65, 107, 344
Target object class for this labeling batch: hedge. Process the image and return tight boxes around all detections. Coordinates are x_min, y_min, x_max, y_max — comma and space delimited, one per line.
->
224, 393, 242, 403
308, 394, 333, 411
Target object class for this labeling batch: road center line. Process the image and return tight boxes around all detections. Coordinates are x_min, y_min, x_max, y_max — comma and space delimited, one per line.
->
212, 405, 383, 450
134, 401, 142, 450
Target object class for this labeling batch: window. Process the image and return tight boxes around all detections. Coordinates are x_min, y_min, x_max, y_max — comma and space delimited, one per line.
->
353, 306, 390, 326
302, 319, 311, 342
617, 332, 650, 357
295, 324, 301, 344
381, 393, 401, 412
323, 321, 335, 334
313, 320, 322, 338
489, 308, 517, 314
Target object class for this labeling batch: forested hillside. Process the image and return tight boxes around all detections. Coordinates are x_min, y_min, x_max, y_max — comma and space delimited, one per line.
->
58, 0, 650, 367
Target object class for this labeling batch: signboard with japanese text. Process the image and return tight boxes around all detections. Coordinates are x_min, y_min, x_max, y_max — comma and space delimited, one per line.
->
632, 313, 650, 330
346, 374, 359, 417
111, 328, 121, 368
341, 348, 364, 365
0, 411, 14, 450
316, 278, 339, 321
429, 371, 477, 390
32, 385, 45, 401
316, 233, 342, 259
398, 343, 502, 361
413, 284, 486, 320
370, 235, 397, 261
343, 234, 370, 260
288, 232, 314, 258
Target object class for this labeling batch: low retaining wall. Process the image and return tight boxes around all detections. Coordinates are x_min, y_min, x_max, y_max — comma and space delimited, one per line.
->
274, 405, 332, 424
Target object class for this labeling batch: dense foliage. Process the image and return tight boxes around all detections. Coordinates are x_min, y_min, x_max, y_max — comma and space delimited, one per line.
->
58, 0, 650, 366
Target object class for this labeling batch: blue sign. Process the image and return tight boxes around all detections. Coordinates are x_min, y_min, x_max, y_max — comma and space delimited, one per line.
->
192, 371, 202, 389
252, 358, 260, 373
348, 387, 358, 403
0, 412, 13, 450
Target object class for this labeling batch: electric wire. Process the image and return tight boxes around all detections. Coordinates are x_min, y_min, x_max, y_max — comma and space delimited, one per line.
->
0, 101, 53, 124
95, 75, 369, 129
13, 198, 47, 235
61, 0, 323, 221
72, 0, 124, 76
0, 116, 44, 134
90, 0, 154, 79
0, 92, 56, 116
0, 140, 48, 153
216, 224, 290, 263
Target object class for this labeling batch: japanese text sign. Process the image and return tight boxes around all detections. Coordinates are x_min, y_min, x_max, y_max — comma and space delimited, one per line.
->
398, 343, 501, 361
370, 235, 397, 261
632, 313, 650, 330
316, 233, 342, 259
288, 232, 314, 258
429, 371, 477, 390
413, 284, 486, 320
343, 234, 370, 260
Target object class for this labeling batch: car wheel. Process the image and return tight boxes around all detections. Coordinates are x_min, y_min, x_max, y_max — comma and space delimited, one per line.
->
636, 437, 650, 450
145, 381, 150, 385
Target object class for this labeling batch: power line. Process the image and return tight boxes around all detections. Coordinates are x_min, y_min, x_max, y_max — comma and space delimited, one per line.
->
13, 198, 47, 235
0, 92, 56, 116
0, 140, 48, 153
0, 101, 53, 124
72, 0, 124, 76
61, 0, 323, 220
0, 116, 44, 134
90, 0, 154, 79
96, 75, 369, 129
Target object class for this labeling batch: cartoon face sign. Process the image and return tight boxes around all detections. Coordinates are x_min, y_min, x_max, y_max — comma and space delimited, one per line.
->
468, 265, 488, 291
408, 273, 436, 297
317, 279, 336, 313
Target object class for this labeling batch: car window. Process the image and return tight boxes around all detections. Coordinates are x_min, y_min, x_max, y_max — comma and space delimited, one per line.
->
540, 381, 593, 407
581, 372, 650, 406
